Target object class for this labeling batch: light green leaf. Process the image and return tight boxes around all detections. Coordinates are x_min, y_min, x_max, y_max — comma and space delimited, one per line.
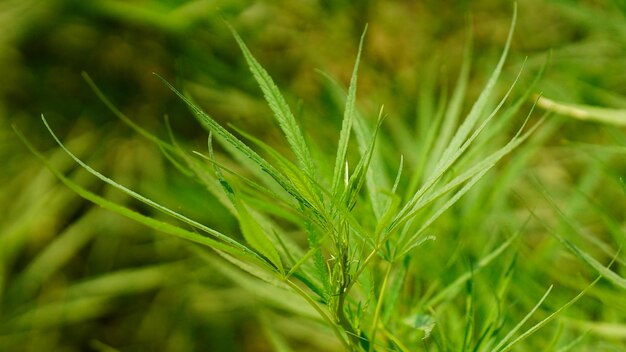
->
341, 107, 385, 211
38, 116, 251, 252
393, 4, 519, 230
499, 278, 599, 352
14, 123, 268, 267
154, 75, 313, 210
332, 25, 367, 196
209, 135, 284, 272
228, 24, 315, 177
559, 237, 626, 290
317, 70, 391, 219
425, 229, 522, 307
537, 183, 626, 290
537, 96, 626, 126
493, 284, 553, 352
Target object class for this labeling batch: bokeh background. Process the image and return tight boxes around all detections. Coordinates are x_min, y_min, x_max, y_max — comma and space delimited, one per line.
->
1, 0, 625, 351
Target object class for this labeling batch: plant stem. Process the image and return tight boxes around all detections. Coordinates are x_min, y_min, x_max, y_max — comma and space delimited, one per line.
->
285, 279, 351, 350
369, 261, 393, 351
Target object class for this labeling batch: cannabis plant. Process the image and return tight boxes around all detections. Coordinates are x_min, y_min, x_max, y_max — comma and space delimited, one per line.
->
15, 6, 607, 351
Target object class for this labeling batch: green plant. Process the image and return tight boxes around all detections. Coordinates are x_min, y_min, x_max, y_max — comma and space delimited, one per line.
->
14, 5, 620, 351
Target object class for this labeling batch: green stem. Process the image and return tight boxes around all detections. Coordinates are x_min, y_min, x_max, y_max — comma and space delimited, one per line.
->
369, 262, 392, 351
285, 279, 351, 350
344, 247, 378, 296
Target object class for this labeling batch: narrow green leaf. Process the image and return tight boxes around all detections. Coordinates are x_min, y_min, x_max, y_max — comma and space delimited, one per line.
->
205, 252, 318, 320
192, 148, 299, 222
209, 248, 288, 290
13, 124, 264, 265
430, 27, 473, 168
316, 69, 391, 219
154, 74, 311, 209
558, 237, 626, 290
230, 125, 325, 219
382, 258, 409, 324
228, 24, 315, 177
493, 284, 553, 352
499, 278, 600, 352
342, 106, 385, 210
393, 4, 519, 230
82, 72, 177, 154
535, 182, 626, 290
398, 167, 490, 257
332, 25, 367, 196
209, 135, 284, 272
235, 201, 284, 273
425, 229, 522, 307
437, 4, 517, 168
396, 110, 542, 254
38, 115, 252, 253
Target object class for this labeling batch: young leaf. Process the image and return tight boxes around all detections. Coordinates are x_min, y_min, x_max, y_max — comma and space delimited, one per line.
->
209, 135, 284, 272
393, 4, 519, 230
332, 25, 367, 196
154, 75, 314, 212
228, 24, 316, 177
13, 124, 266, 266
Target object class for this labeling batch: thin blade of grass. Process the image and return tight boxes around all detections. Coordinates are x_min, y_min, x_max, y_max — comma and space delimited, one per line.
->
425, 229, 522, 307
556, 236, 626, 289
498, 277, 601, 352
534, 183, 626, 290
492, 284, 553, 352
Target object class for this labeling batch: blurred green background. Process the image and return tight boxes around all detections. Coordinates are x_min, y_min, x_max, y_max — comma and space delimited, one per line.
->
1, 0, 625, 351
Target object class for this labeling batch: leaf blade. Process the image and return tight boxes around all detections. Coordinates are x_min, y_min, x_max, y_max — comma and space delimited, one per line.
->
228, 24, 316, 177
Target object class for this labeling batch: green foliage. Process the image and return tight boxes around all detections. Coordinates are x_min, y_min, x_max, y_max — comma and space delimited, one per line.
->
5, 1, 626, 351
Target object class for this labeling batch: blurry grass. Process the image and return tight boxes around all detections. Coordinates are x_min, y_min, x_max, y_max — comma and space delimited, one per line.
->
2, 0, 626, 351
